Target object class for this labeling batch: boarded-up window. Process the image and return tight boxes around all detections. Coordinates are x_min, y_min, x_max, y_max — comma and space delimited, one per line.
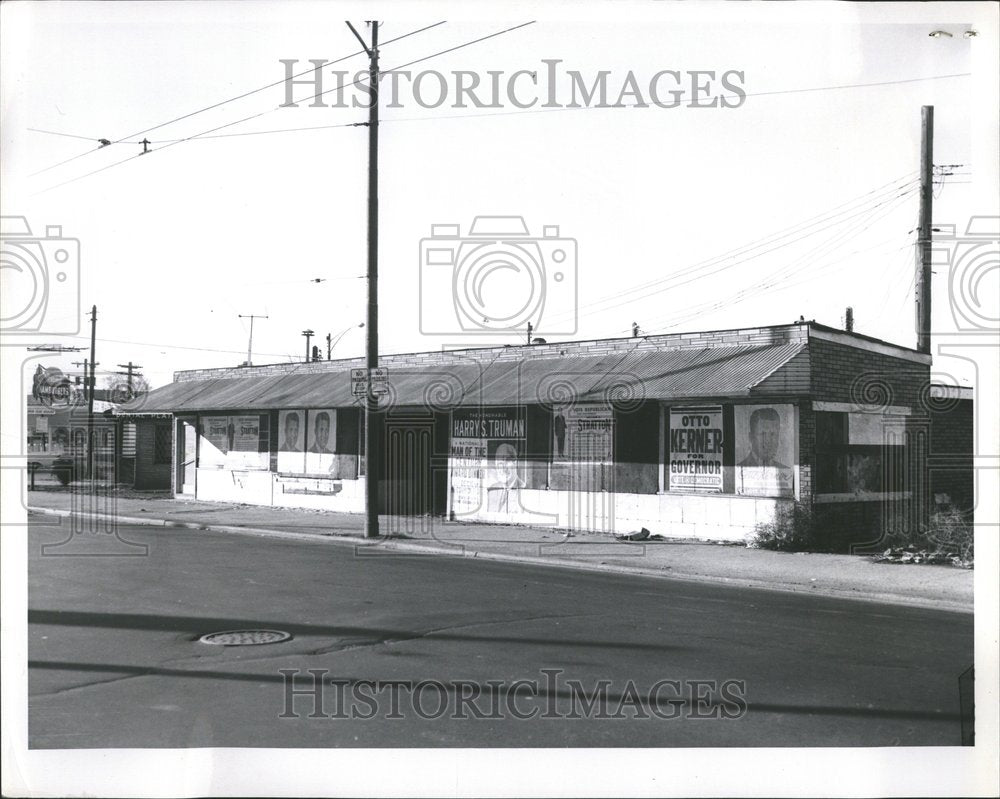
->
815, 411, 906, 494
615, 402, 659, 494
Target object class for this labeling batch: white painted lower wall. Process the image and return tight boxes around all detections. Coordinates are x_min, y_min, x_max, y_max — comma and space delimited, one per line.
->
196, 468, 365, 513
194, 468, 783, 541
453, 489, 788, 542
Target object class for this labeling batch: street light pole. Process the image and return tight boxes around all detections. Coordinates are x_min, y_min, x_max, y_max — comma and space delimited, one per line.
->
347, 19, 380, 539
327, 322, 364, 360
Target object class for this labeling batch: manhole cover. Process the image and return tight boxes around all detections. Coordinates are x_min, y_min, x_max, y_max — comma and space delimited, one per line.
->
198, 629, 292, 646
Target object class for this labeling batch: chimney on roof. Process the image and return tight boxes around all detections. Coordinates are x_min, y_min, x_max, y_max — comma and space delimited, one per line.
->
845, 306, 854, 332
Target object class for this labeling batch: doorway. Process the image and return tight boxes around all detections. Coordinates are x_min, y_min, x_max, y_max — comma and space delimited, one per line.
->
176, 417, 197, 496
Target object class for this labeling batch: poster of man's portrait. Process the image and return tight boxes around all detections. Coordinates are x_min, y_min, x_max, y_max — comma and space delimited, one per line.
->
277, 409, 305, 473
486, 440, 525, 513
734, 404, 795, 497
305, 409, 337, 474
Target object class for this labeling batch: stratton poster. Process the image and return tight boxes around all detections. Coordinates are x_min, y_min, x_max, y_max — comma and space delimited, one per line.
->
553, 404, 614, 463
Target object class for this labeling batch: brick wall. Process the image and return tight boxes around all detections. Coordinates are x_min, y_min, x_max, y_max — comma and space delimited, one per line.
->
133, 419, 172, 490
807, 338, 928, 407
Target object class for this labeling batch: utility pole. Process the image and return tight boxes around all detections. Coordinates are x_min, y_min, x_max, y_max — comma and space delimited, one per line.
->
347, 19, 380, 539
87, 305, 97, 479
239, 313, 268, 366
115, 362, 143, 398
72, 359, 89, 400
301, 329, 315, 362
916, 105, 934, 355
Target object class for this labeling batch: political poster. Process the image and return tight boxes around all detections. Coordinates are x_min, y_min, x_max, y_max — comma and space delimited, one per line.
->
305, 409, 337, 474
734, 404, 795, 497
277, 409, 305, 473
669, 406, 724, 492
200, 415, 229, 467
451, 408, 525, 515
553, 405, 614, 463
227, 415, 266, 469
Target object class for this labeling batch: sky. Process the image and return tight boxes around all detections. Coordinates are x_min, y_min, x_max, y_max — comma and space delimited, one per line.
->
2, 1, 998, 392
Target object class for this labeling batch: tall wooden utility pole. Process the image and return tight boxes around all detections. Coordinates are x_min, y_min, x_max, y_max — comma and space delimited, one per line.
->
115, 362, 143, 397
916, 106, 934, 355
347, 19, 380, 539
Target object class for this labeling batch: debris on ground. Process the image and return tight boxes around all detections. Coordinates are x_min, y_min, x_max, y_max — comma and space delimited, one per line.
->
614, 527, 650, 542
871, 546, 973, 569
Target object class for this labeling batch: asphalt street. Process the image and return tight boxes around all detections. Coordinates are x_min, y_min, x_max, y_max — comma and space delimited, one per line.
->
28, 517, 973, 748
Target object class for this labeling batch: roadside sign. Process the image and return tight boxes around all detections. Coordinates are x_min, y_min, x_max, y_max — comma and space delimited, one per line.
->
370, 367, 389, 396
351, 367, 390, 397
351, 368, 368, 397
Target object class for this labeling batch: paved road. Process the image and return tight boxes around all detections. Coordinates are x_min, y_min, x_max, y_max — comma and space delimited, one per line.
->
28, 517, 972, 748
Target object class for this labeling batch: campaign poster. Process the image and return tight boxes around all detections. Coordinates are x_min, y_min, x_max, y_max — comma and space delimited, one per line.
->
200, 415, 230, 467
669, 406, 724, 492
305, 409, 337, 474
277, 409, 305, 473
734, 404, 795, 497
553, 404, 614, 463
227, 414, 266, 469
451, 408, 525, 515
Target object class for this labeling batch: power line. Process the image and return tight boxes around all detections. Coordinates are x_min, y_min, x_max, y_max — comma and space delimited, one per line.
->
634, 183, 919, 333
31, 21, 536, 195
375, 72, 971, 126
34, 109, 274, 195
28, 128, 105, 142
640, 188, 919, 333
543, 174, 920, 327
27, 21, 448, 178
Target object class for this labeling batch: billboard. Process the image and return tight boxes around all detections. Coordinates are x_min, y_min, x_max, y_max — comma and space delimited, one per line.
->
668, 406, 724, 492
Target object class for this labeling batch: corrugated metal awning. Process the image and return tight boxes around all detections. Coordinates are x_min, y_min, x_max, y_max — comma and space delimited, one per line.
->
118, 341, 807, 414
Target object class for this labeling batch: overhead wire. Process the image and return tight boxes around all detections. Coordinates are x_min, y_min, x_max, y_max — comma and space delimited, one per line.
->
31, 21, 537, 195
27, 20, 448, 178
543, 172, 920, 326
543, 174, 921, 329
640, 187, 919, 333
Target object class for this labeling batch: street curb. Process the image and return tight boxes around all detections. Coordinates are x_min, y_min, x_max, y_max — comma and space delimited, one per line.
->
27, 506, 974, 614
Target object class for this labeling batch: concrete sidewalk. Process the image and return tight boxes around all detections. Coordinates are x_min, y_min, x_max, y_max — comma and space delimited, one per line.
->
26, 489, 974, 612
